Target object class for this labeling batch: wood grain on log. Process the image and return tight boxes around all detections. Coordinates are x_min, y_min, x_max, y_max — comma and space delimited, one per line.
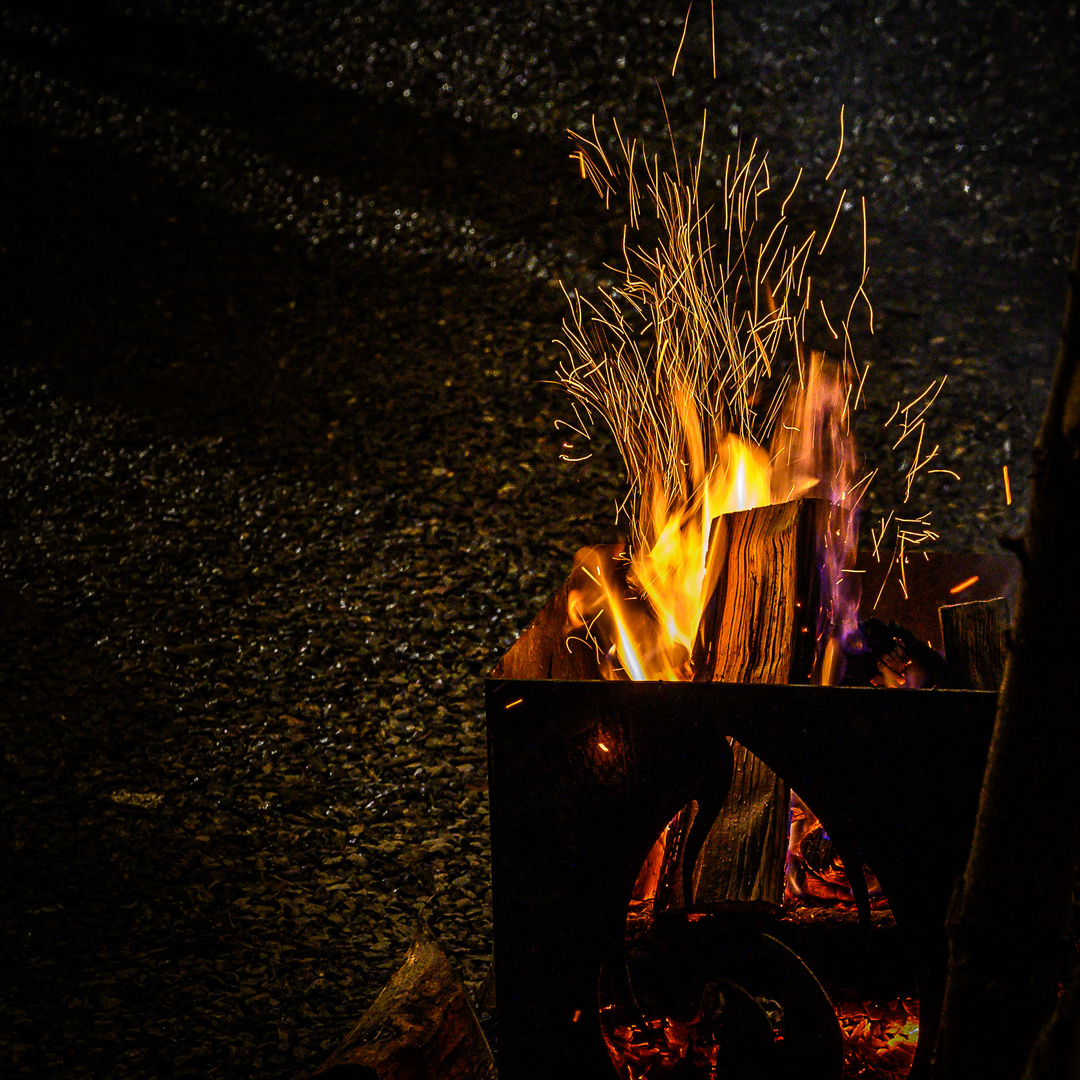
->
695, 499, 825, 686
939, 597, 1009, 692
686, 499, 825, 910
691, 744, 793, 909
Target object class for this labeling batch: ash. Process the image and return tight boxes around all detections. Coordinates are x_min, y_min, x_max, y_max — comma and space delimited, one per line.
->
0, 2, 1077, 1077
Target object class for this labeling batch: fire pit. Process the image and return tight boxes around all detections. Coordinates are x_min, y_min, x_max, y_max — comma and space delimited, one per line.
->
485, 550, 1014, 1080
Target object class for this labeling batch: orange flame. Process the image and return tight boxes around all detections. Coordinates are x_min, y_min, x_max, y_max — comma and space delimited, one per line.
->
568, 354, 862, 684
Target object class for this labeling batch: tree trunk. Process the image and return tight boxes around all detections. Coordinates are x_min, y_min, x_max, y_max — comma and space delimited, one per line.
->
933, 233, 1080, 1080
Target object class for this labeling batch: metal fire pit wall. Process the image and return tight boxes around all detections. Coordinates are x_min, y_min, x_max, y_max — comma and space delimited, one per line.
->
485, 552, 1015, 1080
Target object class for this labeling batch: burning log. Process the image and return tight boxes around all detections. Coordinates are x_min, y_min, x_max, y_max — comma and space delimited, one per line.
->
695, 499, 825, 686
938, 597, 1009, 691
313, 924, 495, 1080
670, 498, 827, 912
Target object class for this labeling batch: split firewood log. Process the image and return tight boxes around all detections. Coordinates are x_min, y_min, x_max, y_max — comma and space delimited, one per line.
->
676, 498, 826, 912
313, 924, 495, 1080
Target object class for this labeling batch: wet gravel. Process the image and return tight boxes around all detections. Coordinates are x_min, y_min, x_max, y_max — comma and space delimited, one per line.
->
1, 2, 1078, 1077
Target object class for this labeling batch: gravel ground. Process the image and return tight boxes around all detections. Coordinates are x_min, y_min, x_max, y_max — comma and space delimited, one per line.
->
1, 3, 1078, 1078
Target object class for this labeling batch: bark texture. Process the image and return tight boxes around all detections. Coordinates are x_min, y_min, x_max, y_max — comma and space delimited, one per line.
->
314, 925, 495, 1080
933, 234, 1080, 1080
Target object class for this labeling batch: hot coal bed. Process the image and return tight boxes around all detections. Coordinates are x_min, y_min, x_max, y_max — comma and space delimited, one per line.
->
486, 551, 1015, 1080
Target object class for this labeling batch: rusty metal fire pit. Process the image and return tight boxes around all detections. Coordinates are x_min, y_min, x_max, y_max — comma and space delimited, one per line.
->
485, 551, 1015, 1080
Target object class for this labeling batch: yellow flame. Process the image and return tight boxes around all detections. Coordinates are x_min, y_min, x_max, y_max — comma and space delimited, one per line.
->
567, 356, 861, 685
631, 433, 773, 669
608, 589, 649, 682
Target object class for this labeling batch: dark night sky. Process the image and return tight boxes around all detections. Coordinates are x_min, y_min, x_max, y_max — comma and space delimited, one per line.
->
1, 2, 1078, 1077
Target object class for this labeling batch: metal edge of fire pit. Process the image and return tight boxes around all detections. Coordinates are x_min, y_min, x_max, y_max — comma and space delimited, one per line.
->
484, 552, 1014, 1080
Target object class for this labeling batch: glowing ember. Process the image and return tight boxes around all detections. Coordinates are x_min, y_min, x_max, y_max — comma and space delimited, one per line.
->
614, 829, 919, 1079
949, 574, 980, 596
602, 1002, 920, 1080
602, 1009, 729, 1079
838, 999, 919, 1078
785, 792, 885, 906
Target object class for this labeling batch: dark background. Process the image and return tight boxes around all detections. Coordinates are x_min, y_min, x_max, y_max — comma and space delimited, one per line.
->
1, 2, 1077, 1077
